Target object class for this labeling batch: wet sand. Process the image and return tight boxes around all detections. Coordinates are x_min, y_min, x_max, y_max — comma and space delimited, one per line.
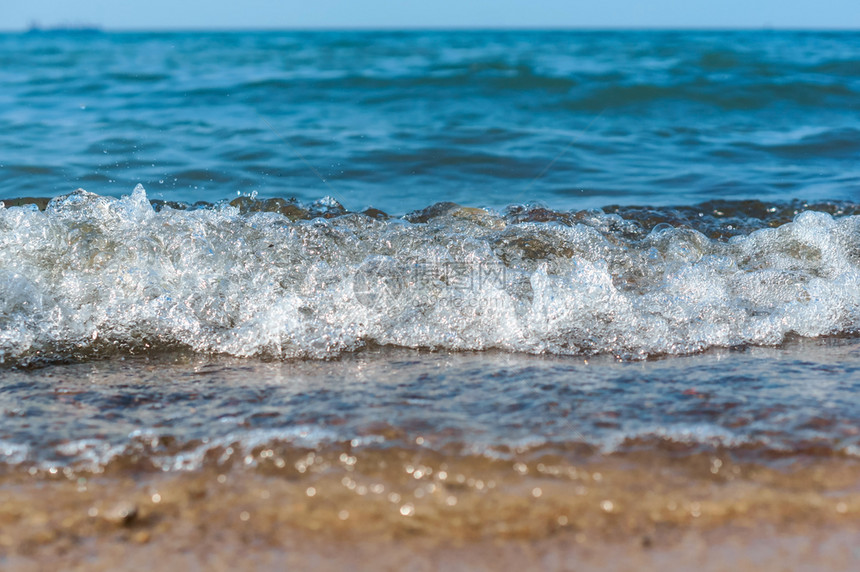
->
1, 451, 859, 570
6, 524, 860, 571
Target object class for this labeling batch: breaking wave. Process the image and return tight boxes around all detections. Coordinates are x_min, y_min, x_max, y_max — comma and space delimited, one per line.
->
2, 186, 860, 364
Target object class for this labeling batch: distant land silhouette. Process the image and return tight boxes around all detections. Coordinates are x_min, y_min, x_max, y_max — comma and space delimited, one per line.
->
26, 21, 102, 34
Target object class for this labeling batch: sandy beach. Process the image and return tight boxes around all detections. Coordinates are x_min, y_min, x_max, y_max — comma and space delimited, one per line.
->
1, 446, 859, 570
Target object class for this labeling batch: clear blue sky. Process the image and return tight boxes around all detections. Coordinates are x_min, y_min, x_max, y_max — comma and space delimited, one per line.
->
4, 0, 859, 30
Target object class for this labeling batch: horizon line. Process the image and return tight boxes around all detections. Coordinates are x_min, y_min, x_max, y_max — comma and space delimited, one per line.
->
4, 24, 860, 33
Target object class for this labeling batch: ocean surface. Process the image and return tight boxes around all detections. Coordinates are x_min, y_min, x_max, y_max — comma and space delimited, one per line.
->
2, 30, 859, 211
1, 31, 860, 551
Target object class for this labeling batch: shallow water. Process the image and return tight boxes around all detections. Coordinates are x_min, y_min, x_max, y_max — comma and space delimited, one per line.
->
1, 340, 859, 473
1, 344, 860, 557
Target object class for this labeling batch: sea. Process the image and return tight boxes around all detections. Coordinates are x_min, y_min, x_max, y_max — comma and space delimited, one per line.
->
1, 29, 860, 564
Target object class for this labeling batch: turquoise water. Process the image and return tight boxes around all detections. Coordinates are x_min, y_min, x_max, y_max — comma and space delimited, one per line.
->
1, 30, 860, 472
2, 30, 859, 211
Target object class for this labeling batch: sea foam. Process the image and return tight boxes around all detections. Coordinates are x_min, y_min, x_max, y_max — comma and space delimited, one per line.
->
1, 186, 859, 364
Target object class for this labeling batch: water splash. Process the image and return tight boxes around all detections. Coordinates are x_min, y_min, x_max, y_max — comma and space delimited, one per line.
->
2, 186, 860, 364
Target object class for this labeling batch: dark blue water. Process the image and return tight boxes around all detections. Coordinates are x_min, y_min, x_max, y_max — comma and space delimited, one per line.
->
2, 30, 859, 212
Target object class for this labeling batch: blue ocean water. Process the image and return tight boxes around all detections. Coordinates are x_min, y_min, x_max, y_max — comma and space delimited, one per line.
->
2, 30, 859, 212
1, 30, 860, 480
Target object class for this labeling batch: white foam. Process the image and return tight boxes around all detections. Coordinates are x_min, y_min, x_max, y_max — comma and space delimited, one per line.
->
2, 186, 859, 362
39, 426, 345, 473
0, 440, 29, 464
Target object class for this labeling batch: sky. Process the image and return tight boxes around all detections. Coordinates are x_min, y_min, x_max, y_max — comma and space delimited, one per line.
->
3, 0, 859, 30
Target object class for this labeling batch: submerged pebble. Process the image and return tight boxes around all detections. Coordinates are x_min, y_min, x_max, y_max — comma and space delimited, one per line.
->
103, 502, 138, 526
